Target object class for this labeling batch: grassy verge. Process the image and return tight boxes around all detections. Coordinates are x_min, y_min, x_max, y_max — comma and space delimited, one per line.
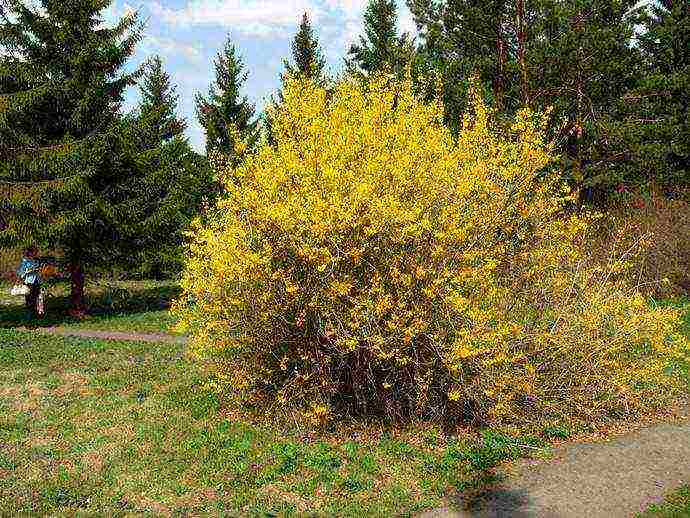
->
639, 486, 690, 518
0, 280, 178, 334
0, 329, 549, 515
1, 295, 687, 514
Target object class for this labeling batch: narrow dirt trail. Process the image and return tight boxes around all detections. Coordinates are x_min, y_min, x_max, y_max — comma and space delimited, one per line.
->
422, 413, 690, 518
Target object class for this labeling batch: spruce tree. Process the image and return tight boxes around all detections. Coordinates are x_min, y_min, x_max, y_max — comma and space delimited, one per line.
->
527, 0, 642, 196
265, 12, 329, 144
283, 12, 327, 84
195, 40, 258, 163
408, 0, 643, 196
346, 0, 415, 77
132, 57, 214, 278
617, 0, 689, 187
0, 0, 144, 312
138, 55, 187, 143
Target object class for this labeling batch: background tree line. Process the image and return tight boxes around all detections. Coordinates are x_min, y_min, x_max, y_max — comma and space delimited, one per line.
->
207, 0, 688, 197
0, 0, 687, 310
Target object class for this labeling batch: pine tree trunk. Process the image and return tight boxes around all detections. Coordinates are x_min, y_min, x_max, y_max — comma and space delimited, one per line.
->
495, 31, 505, 111
575, 11, 585, 191
69, 261, 86, 314
494, 0, 507, 111
516, 0, 529, 105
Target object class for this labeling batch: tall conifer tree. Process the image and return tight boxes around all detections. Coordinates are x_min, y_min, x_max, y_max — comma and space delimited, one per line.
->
132, 56, 214, 278
195, 40, 258, 163
346, 0, 415, 77
138, 55, 186, 143
0, 0, 145, 312
283, 12, 327, 84
408, 0, 643, 195
264, 12, 329, 144
616, 0, 689, 186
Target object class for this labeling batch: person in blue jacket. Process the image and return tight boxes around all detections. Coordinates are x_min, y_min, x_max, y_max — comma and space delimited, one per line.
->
16, 245, 45, 317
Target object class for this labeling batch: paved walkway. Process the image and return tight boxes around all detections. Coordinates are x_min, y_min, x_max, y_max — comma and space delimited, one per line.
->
422, 413, 690, 518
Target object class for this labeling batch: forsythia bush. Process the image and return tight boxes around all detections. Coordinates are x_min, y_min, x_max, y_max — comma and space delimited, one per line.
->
174, 75, 689, 427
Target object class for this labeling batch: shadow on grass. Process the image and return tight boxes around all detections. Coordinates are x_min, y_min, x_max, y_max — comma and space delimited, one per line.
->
0, 282, 181, 330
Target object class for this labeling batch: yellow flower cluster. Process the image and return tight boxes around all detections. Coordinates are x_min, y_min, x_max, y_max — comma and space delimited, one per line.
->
173, 74, 689, 426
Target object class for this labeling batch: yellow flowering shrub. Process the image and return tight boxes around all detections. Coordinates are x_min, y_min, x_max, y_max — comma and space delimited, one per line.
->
174, 75, 689, 428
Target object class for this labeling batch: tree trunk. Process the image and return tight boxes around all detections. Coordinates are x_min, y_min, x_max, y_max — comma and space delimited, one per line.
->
69, 261, 86, 314
516, 0, 529, 105
495, 28, 505, 111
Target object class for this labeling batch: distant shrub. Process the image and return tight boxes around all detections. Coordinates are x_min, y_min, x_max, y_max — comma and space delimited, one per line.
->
589, 185, 690, 298
174, 75, 690, 428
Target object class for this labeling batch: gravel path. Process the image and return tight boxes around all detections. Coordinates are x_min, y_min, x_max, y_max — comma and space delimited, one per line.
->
422, 412, 690, 518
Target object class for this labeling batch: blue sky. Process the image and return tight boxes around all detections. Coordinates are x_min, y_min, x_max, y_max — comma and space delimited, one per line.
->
101, 0, 417, 152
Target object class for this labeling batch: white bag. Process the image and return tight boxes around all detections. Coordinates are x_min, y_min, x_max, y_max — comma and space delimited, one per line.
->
10, 284, 30, 296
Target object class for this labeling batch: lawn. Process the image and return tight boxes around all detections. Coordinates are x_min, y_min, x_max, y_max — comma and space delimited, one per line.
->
639, 486, 690, 518
0, 288, 688, 515
0, 279, 178, 334
0, 329, 550, 515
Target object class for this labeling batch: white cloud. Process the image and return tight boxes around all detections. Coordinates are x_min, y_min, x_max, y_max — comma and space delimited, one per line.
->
141, 35, 204, 63
320, 0, 417, 65
148, 0, 319, 37
99, 1, 140, 29
398, 4, 417, 36
322, 0, 368, 18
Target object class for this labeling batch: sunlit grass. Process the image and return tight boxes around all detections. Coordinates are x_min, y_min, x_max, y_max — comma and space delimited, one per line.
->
0, 280, 179, 334
639, 486, 690, 518
0, 329, 549, 515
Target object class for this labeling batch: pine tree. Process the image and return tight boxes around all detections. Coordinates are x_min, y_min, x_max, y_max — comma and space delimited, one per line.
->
195, 40, 258, 162
346, 0, 415, 77
138, 55, 187, 143
264, 12, 328, 144
526, 0, 642, 196
131, 57, 214, 278
616, 0, 689, 187
408, 0, 643, 196
284, 12, 327, 84
0, 0, 145, 312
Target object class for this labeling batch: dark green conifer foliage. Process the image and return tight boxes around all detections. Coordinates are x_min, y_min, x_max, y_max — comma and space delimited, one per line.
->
408, 0, 644, 195
616, 0, 689, 186
195, 40, 258, 162
0, 0, 144, 310
527, 0, 643, 195
284, 12, 327, 84
132, 56, 214, 278
138, 55, 187, 143
347, 0, 415, 77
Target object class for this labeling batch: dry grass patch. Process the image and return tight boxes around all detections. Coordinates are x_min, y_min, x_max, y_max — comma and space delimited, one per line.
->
258, 484, 313, 513
0, 381, 47, 413
54, 371, 90, 397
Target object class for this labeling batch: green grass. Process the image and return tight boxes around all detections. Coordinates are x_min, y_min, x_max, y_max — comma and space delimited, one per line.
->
653, 296, 690, 389
0, 329, 547, 515
1, 289, 688, 514
654, 296, 690, 333
0, 280, 178, 334
639, 486, 690, 517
